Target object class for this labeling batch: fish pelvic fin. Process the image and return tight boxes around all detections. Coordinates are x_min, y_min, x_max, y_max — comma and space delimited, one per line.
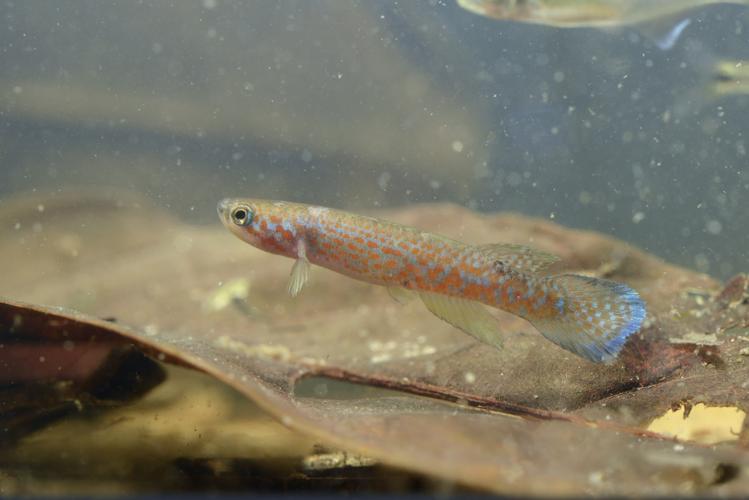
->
288, 239, 311, 297
526, 274, 646, 363
288, 256, 310, 297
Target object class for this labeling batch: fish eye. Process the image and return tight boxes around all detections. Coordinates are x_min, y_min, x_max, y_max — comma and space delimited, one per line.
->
230, 205, 253, 226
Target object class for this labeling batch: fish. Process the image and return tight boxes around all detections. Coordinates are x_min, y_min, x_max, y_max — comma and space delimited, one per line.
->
670, 53, 749, 118
456, 0, 749, 50
218, 199, 646, 363
710, 59, 749, 98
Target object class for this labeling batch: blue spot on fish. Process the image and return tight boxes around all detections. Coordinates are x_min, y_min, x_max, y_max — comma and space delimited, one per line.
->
555, 297, 564, 314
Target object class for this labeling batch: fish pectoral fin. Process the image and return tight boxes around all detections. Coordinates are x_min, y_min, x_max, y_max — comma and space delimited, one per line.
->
418, 292, 504, 349
288, 257, 311, 297
387, 286, 415, 304
477, 243, 559, 273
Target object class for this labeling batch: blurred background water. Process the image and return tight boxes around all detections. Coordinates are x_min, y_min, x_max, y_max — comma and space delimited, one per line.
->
1, 0, 748, 278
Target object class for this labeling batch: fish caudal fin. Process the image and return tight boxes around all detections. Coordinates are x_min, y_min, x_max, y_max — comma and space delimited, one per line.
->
527, 274, 646, 363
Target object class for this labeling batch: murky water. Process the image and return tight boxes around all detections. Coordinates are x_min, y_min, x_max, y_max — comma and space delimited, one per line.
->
2, 1, 748, 277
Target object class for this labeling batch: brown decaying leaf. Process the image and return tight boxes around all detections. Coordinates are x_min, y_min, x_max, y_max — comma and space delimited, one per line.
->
1, 193, 749, 495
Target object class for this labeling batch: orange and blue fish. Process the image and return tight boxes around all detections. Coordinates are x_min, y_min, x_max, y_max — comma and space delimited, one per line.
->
218, 199, 646, 363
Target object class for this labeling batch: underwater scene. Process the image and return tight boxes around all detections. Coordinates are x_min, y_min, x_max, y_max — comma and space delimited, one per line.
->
1, 0, 749, 495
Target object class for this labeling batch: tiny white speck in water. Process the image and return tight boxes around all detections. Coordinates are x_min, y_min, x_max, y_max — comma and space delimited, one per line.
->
632, 212, 645, 224
464, 372, 476, 384
451, 140, 464, 153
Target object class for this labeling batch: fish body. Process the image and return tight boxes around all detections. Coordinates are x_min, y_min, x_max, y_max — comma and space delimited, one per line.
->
218, 198, 646, 363
457, 0, 749, 49
457, 0, 747, 28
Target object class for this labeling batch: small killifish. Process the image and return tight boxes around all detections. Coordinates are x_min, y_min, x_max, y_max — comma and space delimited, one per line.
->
711, 59, 749, 98
457, 0, 749, 50
218, 199, 646, 363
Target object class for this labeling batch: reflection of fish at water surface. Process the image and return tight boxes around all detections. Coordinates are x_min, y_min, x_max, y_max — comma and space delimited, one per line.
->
218, 199, 646, 364
457, 0, 749, 49
671, 54, 749, 117
711, 59, 749, 97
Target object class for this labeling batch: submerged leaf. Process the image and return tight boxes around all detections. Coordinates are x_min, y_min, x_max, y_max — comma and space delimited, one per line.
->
1, 196, 749, 495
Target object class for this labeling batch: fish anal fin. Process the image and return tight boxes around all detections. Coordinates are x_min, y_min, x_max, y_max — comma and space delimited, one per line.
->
478, 243, 559, 273
387, 286, 415, 304
418, 292, 504, 349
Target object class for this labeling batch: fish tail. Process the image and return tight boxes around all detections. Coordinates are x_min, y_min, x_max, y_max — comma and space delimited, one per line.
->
525, 274, 646, 363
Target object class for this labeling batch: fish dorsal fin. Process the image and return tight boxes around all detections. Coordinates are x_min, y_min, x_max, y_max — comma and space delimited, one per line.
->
387, 286, 416, 304
477, 243, 559, 273
418, 292, 504, 349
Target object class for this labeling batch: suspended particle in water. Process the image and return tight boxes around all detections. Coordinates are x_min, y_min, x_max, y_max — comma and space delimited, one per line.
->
378, 172, 391, 191
706, 220, 722, 235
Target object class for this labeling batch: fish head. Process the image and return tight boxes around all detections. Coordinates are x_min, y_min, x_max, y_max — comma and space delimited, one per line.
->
218, 198, 299, 257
